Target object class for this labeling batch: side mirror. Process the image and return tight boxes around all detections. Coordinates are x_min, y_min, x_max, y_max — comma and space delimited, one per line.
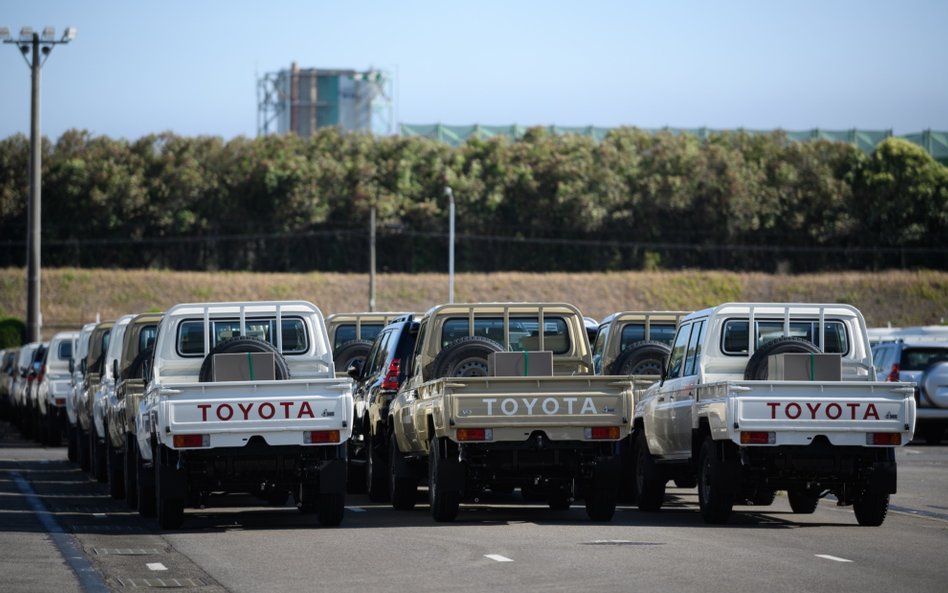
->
80, 358, 87, 373
113, 359, 119, 381
69, 358, 75, 374
347, 360, 363, 380
142, 361, 152, 384
659, 364, 668, 386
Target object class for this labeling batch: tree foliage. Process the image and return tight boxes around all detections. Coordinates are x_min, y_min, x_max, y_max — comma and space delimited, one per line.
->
0, 129, 944, 272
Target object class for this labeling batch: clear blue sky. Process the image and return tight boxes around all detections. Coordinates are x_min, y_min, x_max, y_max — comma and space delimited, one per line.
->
1, 0, 946, 141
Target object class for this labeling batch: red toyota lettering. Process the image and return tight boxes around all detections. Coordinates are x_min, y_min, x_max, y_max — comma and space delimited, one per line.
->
826, 403, 842, 419
847, 402, 860, 419
198, 403, 211, 421
786, 402, 801, 419
864, 403, 879, 420
238, 402, 253, 420
217, 403, 234, 421
767, 402, 780, 418
806, 402, 821, 418
259, 402, 275, 419
280, 401, 293, 418
297, 401, 314, 419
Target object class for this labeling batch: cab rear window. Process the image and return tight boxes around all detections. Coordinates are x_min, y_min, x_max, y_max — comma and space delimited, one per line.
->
620, 323, 678, 348
440, 317, 571, 354
722, 319, 849, 355
177, 317, 308, 356
333, 324, 384, 350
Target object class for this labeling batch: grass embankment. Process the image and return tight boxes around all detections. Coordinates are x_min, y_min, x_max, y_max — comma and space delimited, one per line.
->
0, 268, 944, 334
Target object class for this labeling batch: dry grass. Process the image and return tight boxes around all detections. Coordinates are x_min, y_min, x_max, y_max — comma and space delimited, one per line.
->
0, 267, 945, 335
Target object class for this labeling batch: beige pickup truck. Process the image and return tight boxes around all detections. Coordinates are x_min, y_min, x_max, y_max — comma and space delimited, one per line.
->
388, 303, 637, 522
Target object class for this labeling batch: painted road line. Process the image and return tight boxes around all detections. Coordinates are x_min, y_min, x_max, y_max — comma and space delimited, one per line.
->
346, 506, 366, 512
815, 554, 853, 563
92, 513, 107, 519
146, 563, 168, 571
485, 554, 513, 562
11, 472, 111, 593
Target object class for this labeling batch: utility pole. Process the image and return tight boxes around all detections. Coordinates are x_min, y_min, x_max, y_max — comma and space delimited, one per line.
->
445, 186, 455, 303
369, 205, 376, 312
1, 26, 76, 342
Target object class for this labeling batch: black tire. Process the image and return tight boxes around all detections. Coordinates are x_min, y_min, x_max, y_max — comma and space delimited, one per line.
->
430, 336, 504, 379
198, 336, 290, 382
317, 493, 345, 527
697, 437, 738, 524
585, 486, 618, 522
91, 429, 107, 482
297, 481, 318, 514
333, 339, 374, 374
853, 491, 889, 526
389, 432, 417, 510
155, 446, 185, 529
788, 487, 820, 514
610, 341, 672, 376
743, 337, 822, 380
366, 429, 390, 502
124, 433, 138, 510
66, 424, 78, 462
674, 477, 697, 489
137, 441, 156, 517
428, 435, 460, 522
46, 412, 62, 447
107, 438, 125, 499
618, 435, 637, 503
77, 425, 91, 471
635, 430, 666, 512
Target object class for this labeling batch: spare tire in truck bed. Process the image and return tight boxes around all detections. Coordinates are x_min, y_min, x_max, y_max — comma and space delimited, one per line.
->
743, 336, 821, 380
333, 339, 374, 373
198, 336, 290, 382
609, 340, 671, 375
430, 336, 504, 379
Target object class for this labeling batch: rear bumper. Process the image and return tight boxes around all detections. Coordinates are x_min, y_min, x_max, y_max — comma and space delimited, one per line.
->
740, 440, 896, 493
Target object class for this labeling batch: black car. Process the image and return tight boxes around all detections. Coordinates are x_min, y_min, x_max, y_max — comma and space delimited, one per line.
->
346, 314, 420, 501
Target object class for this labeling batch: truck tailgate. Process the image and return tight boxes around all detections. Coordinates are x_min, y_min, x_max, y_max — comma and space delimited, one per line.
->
710, 380, 915, 446
438, 376, 633, 440
159, 378, 353, 447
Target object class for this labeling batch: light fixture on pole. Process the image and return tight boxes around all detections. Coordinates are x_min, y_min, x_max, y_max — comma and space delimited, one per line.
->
1, 25, 76, 342
445, 186, 455, 304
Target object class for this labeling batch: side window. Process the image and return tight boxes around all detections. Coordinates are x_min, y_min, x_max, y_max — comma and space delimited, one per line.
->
683, 320, 705, 376
361, 332, 386, 377
666, 323, 693, 380
370, 331, 393, 376
591, 323, 611, 374
620, 323, 646, 347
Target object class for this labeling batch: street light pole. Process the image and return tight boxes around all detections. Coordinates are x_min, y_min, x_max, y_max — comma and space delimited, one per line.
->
445, 186, 455, 304
1, 26, 76, 342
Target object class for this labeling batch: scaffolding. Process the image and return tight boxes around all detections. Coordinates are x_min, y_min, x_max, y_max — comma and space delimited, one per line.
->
257, 63, 393, 137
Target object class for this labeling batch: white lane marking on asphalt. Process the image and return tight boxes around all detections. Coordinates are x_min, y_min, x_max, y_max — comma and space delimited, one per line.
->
815, 554, 853, 563
92, 513, 107, 518
146, 563, 168, 571
346, 507, 366, 512
485, 554, 513, 562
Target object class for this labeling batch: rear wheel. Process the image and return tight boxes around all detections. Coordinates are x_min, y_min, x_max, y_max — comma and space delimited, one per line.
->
585, 487, 617, 521
428, 435, 460, 522
91, 430, 107, 482
853, 491, 889, 526
635, 430, 666, 512
77, 425, 91, 471
697, 437, 738, 524
66, 424, 78, 462
136, 441, 156, 517
316, 493, 345, 527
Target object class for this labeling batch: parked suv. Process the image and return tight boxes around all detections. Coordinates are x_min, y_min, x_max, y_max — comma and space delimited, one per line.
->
346, 314, 420, 501
326, 312, 407, 372
873, 338, 948, 444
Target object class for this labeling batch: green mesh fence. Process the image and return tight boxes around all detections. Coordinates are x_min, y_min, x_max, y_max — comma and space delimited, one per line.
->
400, 124, 948, 163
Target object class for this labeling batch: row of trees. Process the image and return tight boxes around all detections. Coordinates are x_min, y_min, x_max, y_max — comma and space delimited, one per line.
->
0, 128, 945, 272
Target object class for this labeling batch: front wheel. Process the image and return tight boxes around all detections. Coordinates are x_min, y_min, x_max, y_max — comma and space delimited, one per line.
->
389, 433, 417, 511
107, 439, 125, 499
635, 431, 666, 512
366, 429, 389, 502
154, 447, 185, 529
788, 488, 820, 514
697, 437, 737, 524
66, 424, 78, 462
136, 441, 156, 517
124, 433, 138, 510
428, 435, 460, 522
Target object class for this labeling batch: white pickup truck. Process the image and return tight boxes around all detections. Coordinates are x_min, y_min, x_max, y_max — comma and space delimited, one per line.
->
136, 301, 353, 529
389, 303, 637, 522
634, 303, 915, 526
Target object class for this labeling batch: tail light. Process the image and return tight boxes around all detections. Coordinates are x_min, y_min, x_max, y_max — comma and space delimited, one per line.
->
304, 430, 340, 444
868, 432, 901, 446
38, 364, 46, 382
54, 398, 66, 406
741, 431, 776, 444
886, 364, 899, 382
456, 428, 492, 441
381, 359, 401, 391
585, 426, 621, 440
172, 434, 209, 448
